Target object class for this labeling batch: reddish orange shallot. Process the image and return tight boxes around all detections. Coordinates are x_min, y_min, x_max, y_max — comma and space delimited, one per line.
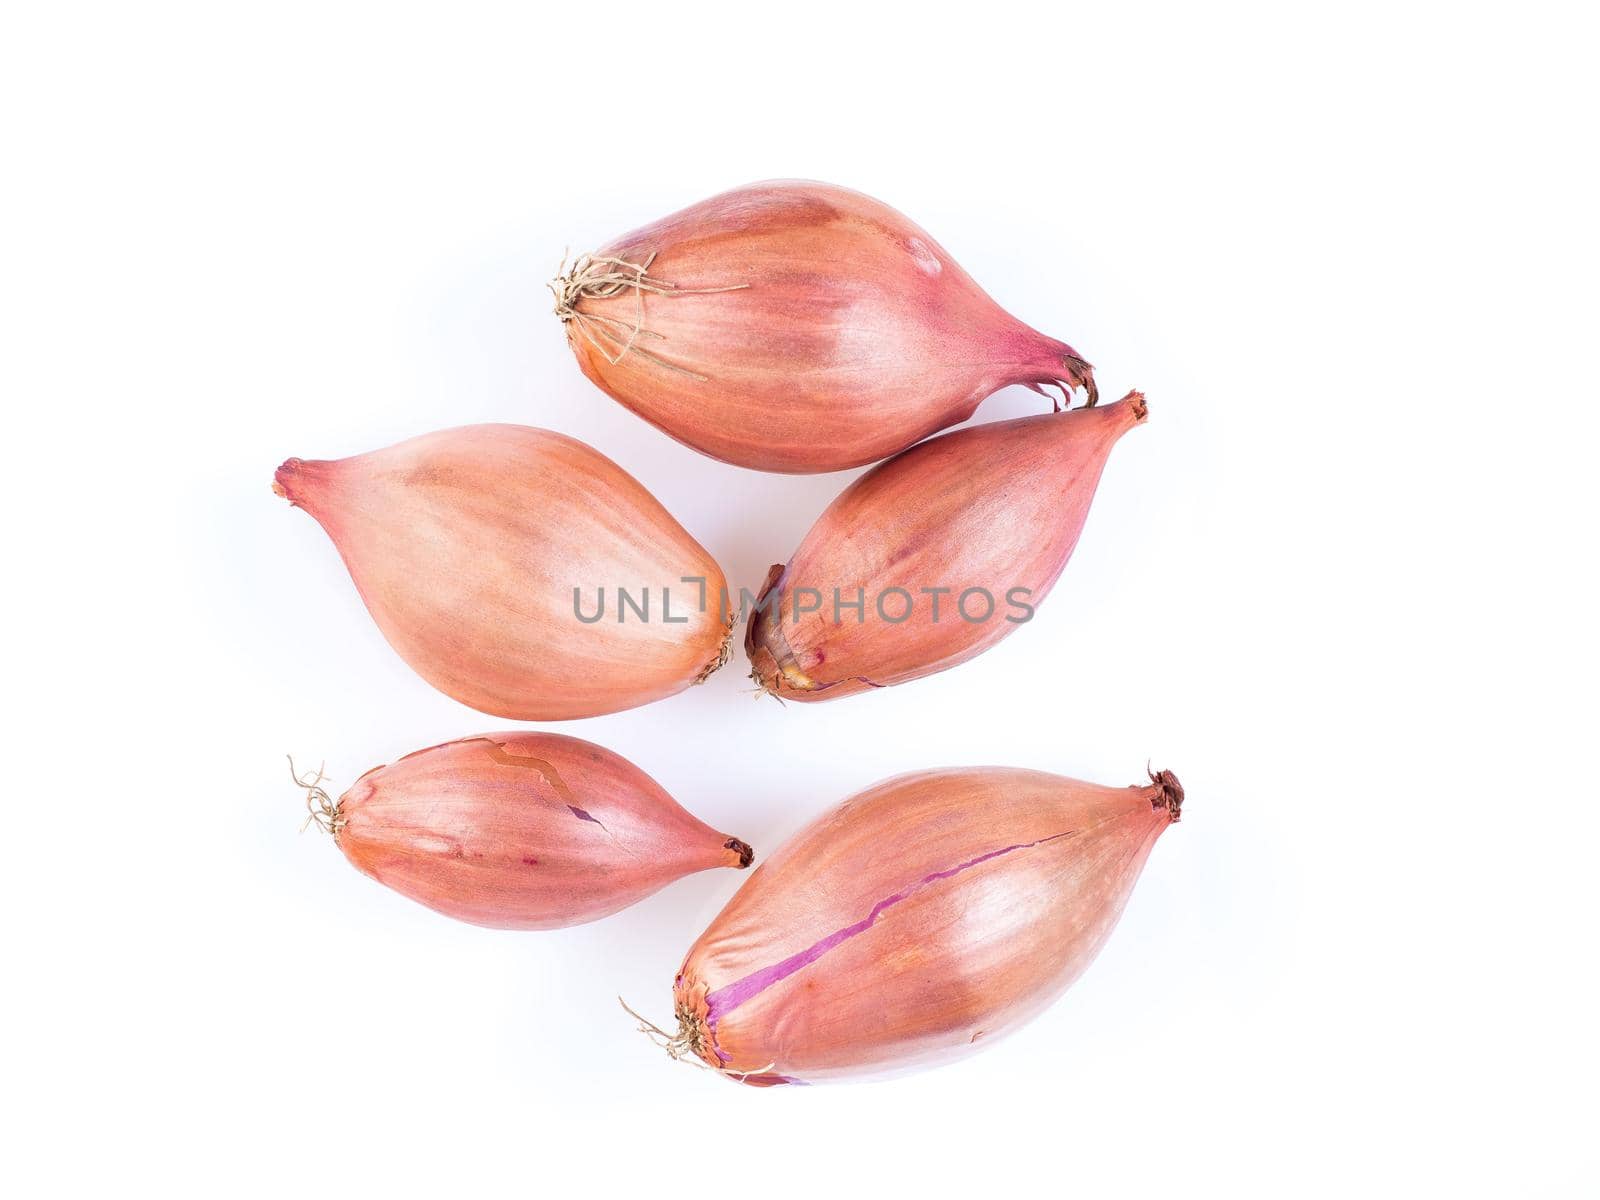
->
746, 391, 1147, 701
657, 766, 1182, 1084
554, 180, 1098, 473
275, 424, 730, 720
297, 732, 753, 930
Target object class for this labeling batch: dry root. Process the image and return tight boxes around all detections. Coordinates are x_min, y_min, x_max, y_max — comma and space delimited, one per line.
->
549, 250, 746, 377
695, 612, 738, 684
290, 756, 345, 835
618, 997, 775, 1081
619, 996, 713, 1069
749, 668, 788, 705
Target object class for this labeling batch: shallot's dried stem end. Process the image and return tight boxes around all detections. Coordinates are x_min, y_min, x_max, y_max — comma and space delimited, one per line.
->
1124, 390, 1149, 422
724, 838, 755, 869
1146, 766, 1185, 823
272, 458, 312, 507
1064, 352, 1099, 408
289, 755, 345, 835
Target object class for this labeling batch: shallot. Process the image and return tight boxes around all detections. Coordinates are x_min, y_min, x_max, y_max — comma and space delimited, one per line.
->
296, 732, 752, 929
553, 180, 1098, 473
746, 391, 1147, 701
275, 424, 730, 720
657, 765, 1182, 1084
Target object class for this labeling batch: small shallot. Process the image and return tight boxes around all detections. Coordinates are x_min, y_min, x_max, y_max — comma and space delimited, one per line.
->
296, 732, 753, 930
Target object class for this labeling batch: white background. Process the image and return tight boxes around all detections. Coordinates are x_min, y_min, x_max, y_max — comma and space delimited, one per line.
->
5, 2, 1596, 1195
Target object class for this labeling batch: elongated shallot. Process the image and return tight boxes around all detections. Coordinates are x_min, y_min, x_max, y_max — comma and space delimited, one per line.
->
275, 424, 730, 720
554, 180, 1098, 473
746, 392, 1147, 701
653, 765, 1181, 1084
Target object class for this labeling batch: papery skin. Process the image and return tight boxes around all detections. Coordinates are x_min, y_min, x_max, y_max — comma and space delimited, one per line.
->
331, 732, 753, 930
275, 424, 729, 720
558, 180, 1097, 473
746, 392, 1147, 702
673, 766, 1182, 1085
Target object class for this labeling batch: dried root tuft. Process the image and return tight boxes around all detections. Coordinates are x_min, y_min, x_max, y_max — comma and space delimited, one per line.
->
695, 612, 738, 684
618, 997, 775, 1082
290, 756, 345, 835
619, 996, 715, 1070
550, 250, 747, 377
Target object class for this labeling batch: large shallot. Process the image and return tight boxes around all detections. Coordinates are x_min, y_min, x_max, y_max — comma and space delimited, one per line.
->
746, 391, 1147, 701
553, 180, 1098, 473
275, 424, 729, 720
655, 766, 1182, 1084
296, 732, 753, 929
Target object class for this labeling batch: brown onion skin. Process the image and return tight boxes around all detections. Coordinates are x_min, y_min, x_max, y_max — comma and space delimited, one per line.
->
673, 767, 1182, 1085
746, 392, 1147, 702
329, 732, 753, 930
275, 425, 729, 720
558, 180, 1096, 473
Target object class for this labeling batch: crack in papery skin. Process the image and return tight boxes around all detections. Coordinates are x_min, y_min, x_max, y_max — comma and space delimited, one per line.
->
469, 739, 631, 849
703, 829, 1078, 1043
472, 741, 578, 803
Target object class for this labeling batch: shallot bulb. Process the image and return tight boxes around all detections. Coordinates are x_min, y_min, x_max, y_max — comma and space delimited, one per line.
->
275, 424, 730, 720
296, 732, 753, 930
746, 391, 1147, 701
552, 180, 1098, 473
660, 766, 1182, 1085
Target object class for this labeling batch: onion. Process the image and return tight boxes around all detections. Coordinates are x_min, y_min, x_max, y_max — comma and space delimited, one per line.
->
653, 766, 1181, 1084
745, 391, 1147, 701
295, 732, 753, 930
552, 180, 1098, 473
274, 424, 730, 720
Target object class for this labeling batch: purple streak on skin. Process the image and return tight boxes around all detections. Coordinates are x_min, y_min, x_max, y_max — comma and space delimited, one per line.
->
703, 830, 1076, 1035
567, 805, 601, 824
